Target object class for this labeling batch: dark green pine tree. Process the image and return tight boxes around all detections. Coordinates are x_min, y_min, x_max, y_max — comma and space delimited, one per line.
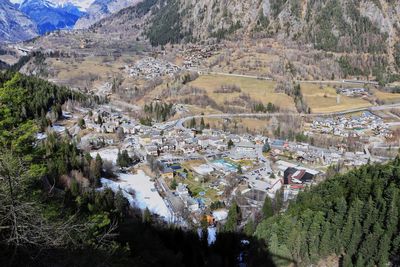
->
116, 150, 122, 167
244, 218, 255, 236
237, 164, 243, 174
189, 118, 196, 129
224, 201, 239, 232
227, 139, 234, 149
341, 204, 356, 250
355, 255, 365, 267
262, 142, 270, 153
342, 254, 353, 267
200, 117, 205, 130
347, 220, 362, 258
94, 153, 103, 179
377, 233, 391, 267
262, 195, 274, 219
114, 189, 129, 218
308, 212, 324, 263
362, 197, 378, 235
273, 188, 284, 213
318, 221, 332, 258
143, 208, 152, 224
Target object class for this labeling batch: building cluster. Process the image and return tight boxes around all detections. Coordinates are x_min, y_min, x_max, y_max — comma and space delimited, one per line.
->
85, 107, 140, 134
270, 139, 371, 167
137, 128, 265, 160
310, 112, 392, 138
175, 183, 200, 212
180, 44, 220, 68
337, 87, 369, 97
51, 104, 394, 226
126, 57, 182, 79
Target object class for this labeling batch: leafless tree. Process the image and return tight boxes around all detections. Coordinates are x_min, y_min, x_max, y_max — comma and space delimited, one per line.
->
0, 151, 118, 265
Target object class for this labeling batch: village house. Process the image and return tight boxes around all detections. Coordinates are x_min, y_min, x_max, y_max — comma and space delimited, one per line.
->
283, 167, 315, 185
176, 183, 189, 198
235, 141, 256, 153
161, 167, 174, 180
197, 135, 211, 148
139, 134, 152, 146
180, 144, 199, 154
145, 145, 159, 156
120, 123, 137, 134
151, 135, 163, 146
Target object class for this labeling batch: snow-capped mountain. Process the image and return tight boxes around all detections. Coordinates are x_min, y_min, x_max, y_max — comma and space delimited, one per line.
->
49, 0, 95, 11
74, 0, 142, 29
10, 0, 95, 11
0, 0, 38, 43
19, 0, 86, 34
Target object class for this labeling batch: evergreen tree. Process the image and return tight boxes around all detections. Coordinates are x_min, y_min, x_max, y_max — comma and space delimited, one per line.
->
224, 201, 239, 232
200, 117, 205, 130
170, 179, 178, 190
262, 196, 274, 219
97, 114, 103, 125
115, 189, 129, 218
237, 164, 243, 174
244, 219, 255, 236
117, 150, 132, 168
319, 221, 332, 257
78, 117, 85, 129
227, 139, 234, 149
262, 142, 270, 153
343, 254, 353, 267
273, 188, 284, 213
143, 208, 152, 224
189, 117, 196, 129
93, 153, 103, 186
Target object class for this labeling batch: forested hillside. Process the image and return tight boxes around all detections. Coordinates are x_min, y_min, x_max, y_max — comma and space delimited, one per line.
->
255, 158, 400, 266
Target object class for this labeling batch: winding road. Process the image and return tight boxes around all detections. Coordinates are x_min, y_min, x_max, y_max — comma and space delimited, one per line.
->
160, 102, 400, 131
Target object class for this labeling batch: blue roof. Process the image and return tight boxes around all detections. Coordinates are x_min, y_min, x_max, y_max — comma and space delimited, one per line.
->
170, 165, 182, 170
272, 140, 285, 145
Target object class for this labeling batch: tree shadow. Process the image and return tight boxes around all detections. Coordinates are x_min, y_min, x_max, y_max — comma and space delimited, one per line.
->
0, 219, 296, 267
117, 219, 296, 267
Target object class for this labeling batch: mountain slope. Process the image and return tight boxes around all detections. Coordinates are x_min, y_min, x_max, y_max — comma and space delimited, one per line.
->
19, 0, 84, 34
86, 0, 399, 72
148, 0, 400, 71
146, 0, 399, 53
0, 0, 38, 43
74, 0, 142, 29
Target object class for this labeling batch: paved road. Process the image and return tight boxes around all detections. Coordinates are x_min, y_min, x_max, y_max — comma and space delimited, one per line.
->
370, 103, 400, 111
157, 177, 185, 224
255, 143, 273, 173
190, 69, 380, 85
165, 102, 400, 131
386, 122, 400, 127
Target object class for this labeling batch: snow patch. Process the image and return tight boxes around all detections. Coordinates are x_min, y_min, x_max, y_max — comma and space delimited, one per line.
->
212, 209, 228, 221
208, 227, 217, 245
90, 148, 119, 164
101, 171, 172, 222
